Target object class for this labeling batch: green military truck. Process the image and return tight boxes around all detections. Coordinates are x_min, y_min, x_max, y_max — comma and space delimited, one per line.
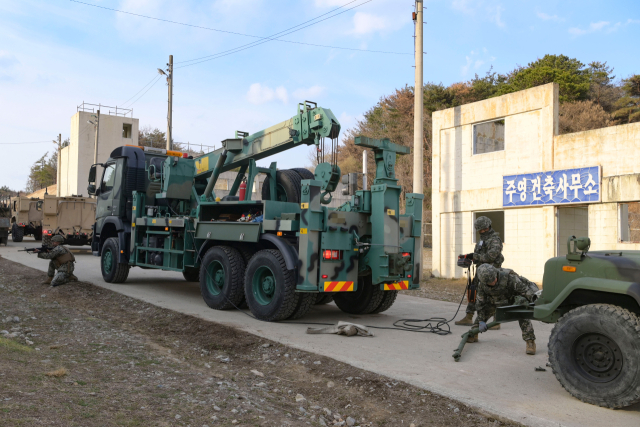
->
87, 102, 422, 321
0, 196, 10, 245
455, 236, 640, 409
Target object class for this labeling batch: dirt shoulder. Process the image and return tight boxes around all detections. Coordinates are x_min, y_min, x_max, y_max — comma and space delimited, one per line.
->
401, 277, 469, 304
0, 257, 516, 427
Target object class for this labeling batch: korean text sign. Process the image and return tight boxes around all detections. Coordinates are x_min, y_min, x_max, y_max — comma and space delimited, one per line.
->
503, 166, 600, 207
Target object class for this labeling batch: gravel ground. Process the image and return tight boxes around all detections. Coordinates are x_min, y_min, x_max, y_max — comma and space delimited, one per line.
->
0, 256, 517, 427
401, 277, 469, 304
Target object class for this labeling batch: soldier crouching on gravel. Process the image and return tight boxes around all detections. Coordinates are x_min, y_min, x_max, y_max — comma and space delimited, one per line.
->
455, 216, 504, 327
35, 235, 78, 287
468, 264, 538, 355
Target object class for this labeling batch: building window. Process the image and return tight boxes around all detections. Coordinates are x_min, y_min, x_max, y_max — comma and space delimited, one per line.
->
619, 203, 640, 243
473, 210, 505, 243
122, 123, 132, 139
473, 119, 505, 155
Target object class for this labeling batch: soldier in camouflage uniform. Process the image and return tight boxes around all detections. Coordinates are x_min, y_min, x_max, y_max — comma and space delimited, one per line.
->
455, 216, 504, 327
468, 264, 538, 355
36, 235, 77, 287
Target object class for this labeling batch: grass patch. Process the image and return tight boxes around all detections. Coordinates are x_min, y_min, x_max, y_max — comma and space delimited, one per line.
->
0, 337, 34, 353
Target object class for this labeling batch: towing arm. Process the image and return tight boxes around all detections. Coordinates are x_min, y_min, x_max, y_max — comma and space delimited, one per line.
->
197, 102, 340, 201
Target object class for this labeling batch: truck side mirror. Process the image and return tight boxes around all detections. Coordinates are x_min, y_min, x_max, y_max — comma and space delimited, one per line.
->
88, 165, 97, 183
87, 184, 96, 196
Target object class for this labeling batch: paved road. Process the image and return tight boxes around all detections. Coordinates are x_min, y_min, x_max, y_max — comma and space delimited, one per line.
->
2, 239, 639, 427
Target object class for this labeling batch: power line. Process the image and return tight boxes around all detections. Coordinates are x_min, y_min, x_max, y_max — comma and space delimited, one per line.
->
123, 75, 163, 107
121, 74, 161, 106
70, 0, 411, 59
0, 140, 53, 145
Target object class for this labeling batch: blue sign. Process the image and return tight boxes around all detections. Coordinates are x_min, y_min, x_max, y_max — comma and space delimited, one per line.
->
503, 166, 601, 207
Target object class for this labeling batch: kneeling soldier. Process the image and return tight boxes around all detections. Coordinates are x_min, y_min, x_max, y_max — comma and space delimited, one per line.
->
36, 235, 77, 287
469, 264, 538, 355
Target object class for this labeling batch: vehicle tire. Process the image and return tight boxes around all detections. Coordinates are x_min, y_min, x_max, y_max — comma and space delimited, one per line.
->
548, 304, 640, 408
333, 275, 384, 315
101, 237, 130, 283
199, 246, 246, 310
244, 249, 297, 321
182, 267, 200, 282
261, 170, 302, 204
42, 234, 52, 248
287, 293, 315, 320
11, 224, 24, 243
371, 290, 398, 314
291, 168, 315, 180
314, 293, 334, 305
33, 226, 42, 241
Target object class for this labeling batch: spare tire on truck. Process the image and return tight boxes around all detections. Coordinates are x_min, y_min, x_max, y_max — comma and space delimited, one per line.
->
261, 170, 302, 204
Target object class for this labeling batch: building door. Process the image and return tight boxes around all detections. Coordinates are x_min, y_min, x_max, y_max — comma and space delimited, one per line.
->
557, 206, 588, 256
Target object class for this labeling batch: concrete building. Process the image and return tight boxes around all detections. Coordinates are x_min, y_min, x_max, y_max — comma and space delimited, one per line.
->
432, 83, 640, 282
59, 103, 139, 197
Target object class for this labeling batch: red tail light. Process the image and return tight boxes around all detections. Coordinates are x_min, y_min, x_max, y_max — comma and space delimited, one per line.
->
322, 274, 328, 279
323, 250, 343, 260
402, 252, 410, 257
323, 250, 332, 260
407, 274, 412, 278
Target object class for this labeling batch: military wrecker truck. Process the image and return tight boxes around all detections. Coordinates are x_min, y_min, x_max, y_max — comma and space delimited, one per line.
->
87, 102, 422, 321
454, 236, 640, 409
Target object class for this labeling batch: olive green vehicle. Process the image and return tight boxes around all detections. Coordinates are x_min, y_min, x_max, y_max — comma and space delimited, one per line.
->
454, 236, 640, 409
87, 102, 422, 321
0, 196, 10, 245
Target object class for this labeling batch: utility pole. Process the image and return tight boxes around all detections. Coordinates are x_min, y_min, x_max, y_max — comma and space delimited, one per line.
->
93, 110, 100, 165
412, 1, 424, 196
167, 55, 173, 150
54, 134, 61, 197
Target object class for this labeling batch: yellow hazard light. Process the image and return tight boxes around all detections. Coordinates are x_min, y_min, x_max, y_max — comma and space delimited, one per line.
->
165, 227, 169, 231
277, 231, 283, 236
562, 266, 577, 272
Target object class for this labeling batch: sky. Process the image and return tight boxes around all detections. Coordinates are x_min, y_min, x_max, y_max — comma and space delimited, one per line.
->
0, 0, 639, 191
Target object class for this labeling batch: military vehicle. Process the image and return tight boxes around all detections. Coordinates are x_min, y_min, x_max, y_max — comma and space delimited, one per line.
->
41, 194, 96, 247
0, 196, 10, 245
9, 196, 43, 242
87, 102, 422, 321
454, 236, 640, 409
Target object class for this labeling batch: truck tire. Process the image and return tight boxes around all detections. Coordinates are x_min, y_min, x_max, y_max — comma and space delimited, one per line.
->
548, 304, 640, 408
11, 224, 23, 242
182, 267, 200, 282
199, 246, 246, 310
287, 293, 315, 320
291, 168, 314, 180
33, 226, 42, 241
244, 249, 297, 321
371, 290, 398, 314
101, 237, 130, 283
261, 170, 302, 204
314, 293, 334, 305
333, 275, 384, 315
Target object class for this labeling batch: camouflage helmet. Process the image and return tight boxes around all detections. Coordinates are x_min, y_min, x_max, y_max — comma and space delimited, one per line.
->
477, 264, 498, 285
474, 216, 492, 231
51, 235, 64, 243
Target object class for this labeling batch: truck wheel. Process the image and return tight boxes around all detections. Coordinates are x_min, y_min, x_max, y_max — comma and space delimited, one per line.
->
101, 237, 130, 283
548, 304, 640, 408
371, 290, 398, 314
11, 224, 23, 242
199, 246, 246, 310
287, 293, 315, 320
261, 170, 302, 204
314, 293, 334, 305
182, 267, 200, 282
244, 249, 297, 321
333, 275, 384, 315
291, 168, 314, 180
33, 226, 42, 241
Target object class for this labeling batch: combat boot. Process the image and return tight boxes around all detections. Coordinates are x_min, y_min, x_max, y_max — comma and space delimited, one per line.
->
455, 313, 474, 326
42, 276, 52, 285
69, 274, 78, 282
526, 340, 536, 355
467, 334, 478, 343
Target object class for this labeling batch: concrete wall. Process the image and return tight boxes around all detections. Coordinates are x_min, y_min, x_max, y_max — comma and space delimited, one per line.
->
433, 82, 640, 282
432, 83, 558, 281
59, 111, 138, 197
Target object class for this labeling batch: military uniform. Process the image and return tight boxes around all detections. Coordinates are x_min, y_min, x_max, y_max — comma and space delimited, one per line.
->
38, 243, 76, 287
473, 267, 538, 342
467, 227, 504, 314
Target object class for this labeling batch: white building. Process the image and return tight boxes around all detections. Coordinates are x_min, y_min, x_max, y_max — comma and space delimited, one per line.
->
432, 83, 640, 282
59, 103, 139, 197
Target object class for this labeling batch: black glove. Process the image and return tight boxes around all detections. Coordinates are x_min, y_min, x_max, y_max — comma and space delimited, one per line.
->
466, 253, 474, 259
478, 321, 488, 333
